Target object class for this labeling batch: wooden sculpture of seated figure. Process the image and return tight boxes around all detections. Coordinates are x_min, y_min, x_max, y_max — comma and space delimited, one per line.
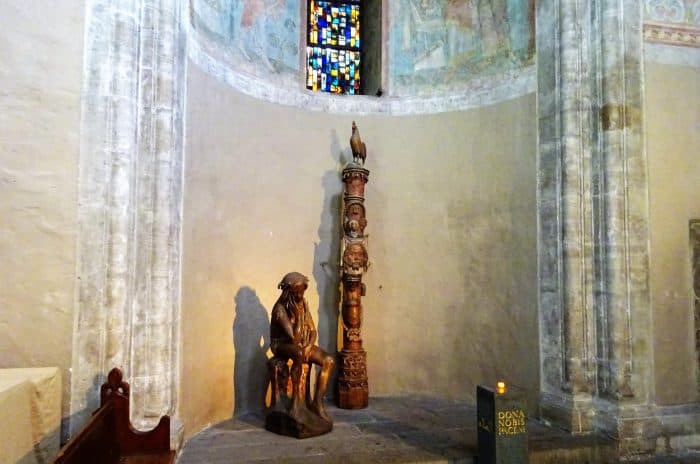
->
266, 271, 335, 438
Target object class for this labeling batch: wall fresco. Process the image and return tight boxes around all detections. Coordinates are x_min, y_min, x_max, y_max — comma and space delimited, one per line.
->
389, 0, 534, 95
645, 0, 700, 25
643, 0, 700, 48
188, 0, 537, 104
190, 0, 301, 75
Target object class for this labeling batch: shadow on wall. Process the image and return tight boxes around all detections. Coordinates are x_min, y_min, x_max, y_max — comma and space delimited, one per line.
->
312, 128, 345, 400
65, 373, 105, 444
232, 287, 270, 416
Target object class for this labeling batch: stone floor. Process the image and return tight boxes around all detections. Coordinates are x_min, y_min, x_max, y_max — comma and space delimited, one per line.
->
178, 396, 700, 464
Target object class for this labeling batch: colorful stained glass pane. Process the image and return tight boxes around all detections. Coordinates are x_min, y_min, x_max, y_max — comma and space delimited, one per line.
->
307, 0, 361, 94
307, 46, 360, 94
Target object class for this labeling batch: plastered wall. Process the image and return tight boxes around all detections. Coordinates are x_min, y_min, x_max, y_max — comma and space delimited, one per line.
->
181, 62, 538, 437
0, 1, 83, 420
645, 61, 700, 405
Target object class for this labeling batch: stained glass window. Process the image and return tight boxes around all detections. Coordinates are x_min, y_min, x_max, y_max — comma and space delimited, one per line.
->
306, 0, 361, 94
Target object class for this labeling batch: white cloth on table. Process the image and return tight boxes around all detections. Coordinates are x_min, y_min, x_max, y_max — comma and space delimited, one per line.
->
0, 367, 61, 464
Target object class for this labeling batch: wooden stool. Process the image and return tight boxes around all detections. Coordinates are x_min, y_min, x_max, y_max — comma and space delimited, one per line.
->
267, 356, 310, 408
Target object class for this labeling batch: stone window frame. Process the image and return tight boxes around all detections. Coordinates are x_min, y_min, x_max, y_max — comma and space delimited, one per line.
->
303, 0, 383, 96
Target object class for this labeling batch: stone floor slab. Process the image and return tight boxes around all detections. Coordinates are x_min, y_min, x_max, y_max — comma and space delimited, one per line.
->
177, 396, 700, 464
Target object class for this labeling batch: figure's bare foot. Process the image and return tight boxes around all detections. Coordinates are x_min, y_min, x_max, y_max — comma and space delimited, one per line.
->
310, 400, 331, 423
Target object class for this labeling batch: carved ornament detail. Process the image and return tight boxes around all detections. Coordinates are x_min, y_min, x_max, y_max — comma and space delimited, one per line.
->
342, 240, 369, 280
101, 367, 130, 405
343, 200, 367, 238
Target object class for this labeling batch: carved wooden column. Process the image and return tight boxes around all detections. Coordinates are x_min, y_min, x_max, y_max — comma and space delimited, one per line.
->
337, 163, 370, 409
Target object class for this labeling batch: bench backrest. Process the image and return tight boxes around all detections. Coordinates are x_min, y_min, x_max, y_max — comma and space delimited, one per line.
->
53, 368, 172, 463
110, 390, 171, 455
52, 401, 120, 464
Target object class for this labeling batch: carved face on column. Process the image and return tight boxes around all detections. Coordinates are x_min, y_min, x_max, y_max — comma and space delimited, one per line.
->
342, 242, 368, 277
343, 203, 367, 238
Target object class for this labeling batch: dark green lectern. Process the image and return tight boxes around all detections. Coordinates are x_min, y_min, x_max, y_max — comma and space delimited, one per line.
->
477, 384, 528, 464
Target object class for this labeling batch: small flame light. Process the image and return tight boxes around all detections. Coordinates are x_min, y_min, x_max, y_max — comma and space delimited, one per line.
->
496, 381, 506, 394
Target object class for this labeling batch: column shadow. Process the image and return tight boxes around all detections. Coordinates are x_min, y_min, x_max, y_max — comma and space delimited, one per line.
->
232, 286, 270, 416
312, 128, 346, 400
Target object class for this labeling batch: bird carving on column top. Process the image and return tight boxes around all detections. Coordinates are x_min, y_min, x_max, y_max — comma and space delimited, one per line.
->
350, 121, 366, 166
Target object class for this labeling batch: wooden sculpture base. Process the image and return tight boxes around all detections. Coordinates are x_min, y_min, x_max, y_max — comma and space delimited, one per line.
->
337, 349, 369, 409
265, 405, 332, 439
338, 386, 369, 409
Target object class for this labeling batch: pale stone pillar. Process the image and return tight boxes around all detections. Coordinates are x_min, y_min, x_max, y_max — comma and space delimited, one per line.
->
537, 0, 657, 454
537, 0, 599, 432
69, 0, 185, 441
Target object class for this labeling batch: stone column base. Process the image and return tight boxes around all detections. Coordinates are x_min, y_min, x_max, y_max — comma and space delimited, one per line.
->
593, 400, 660, 457
540, 392, 596, 434
653, 403, 700, 456
541, 394, 700, 459
170, 416, 185, 452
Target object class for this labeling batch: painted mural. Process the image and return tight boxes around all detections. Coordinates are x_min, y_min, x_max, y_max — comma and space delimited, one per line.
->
389, 0, 535, 94
190, 0, 301, 75
643, 0, 700, 48
645, 0, 700, 25
188, 0, 536, 102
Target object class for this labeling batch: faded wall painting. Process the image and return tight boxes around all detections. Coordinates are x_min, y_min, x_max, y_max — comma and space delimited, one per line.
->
644, 0, 700, 48
389, 0, 535, 94
190, 0, 301, 75
645, 0, 700, 24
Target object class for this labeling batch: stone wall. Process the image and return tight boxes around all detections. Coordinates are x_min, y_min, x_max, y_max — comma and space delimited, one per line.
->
643, 43, 700, 453
0, 0, 83, 430
537, 0, 662, 456
646, 62, 700, 407
537, 0, 700, 456
180, 62, 539, 438
2, 1, 699, 458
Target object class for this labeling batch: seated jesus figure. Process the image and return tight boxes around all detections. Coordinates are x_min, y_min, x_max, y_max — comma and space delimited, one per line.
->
270, 272, 335, 422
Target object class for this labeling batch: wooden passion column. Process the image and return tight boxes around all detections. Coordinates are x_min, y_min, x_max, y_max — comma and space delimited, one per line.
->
337, 122, 370, 409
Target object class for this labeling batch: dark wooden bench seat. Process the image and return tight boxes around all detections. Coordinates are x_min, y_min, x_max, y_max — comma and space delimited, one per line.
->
53, 367, 175, 464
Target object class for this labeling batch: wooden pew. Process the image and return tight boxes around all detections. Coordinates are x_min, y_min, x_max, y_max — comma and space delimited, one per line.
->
53, 367, 175, 464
